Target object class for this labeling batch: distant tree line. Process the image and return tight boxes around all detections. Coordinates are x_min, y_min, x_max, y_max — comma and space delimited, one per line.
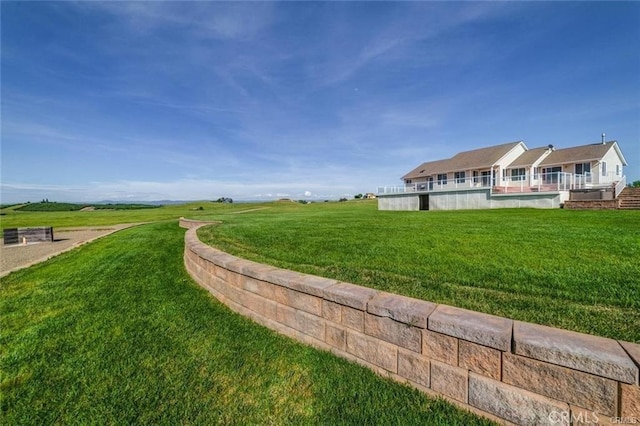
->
215, 197, 233, 203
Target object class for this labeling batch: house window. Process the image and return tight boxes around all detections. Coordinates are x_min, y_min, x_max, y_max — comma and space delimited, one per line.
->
405, 179, 412, 184
543, 166, 562, 184
454, 171, 465, 183
473, 171, 479, 183
602, 161, 607, 177
437, 173, 448, 185
616, 164, 620, 176
575, 163, 591, 175
511, 168, 526, 181
481, 171, 491, 186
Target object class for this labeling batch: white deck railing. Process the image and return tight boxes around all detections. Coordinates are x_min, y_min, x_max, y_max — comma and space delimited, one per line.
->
615, 175, 627, 198
378, 172, 624, 196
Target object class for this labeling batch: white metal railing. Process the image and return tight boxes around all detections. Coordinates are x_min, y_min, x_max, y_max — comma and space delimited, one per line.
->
573, 172, 592, 189
378, 171, 626, 195
615, 175, 627, 198
498, 172, 572, 192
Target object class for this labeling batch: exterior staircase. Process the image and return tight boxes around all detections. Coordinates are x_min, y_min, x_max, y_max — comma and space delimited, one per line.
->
618, 187, 640, 209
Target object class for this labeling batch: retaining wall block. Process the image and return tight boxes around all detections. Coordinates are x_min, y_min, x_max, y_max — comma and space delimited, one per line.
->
514, 321, 639, 384
325, 323, 346, 351
263, 268, 307, 288
341, 305, 365, 332
367, 292, 436, 329
225, 260, 250, 286
423, 329, 458, 366
274, 286, 323, 316
323, 282, 378, 310
621, 383, 640, 417
322, 300, 342, 323
241, 276, 276, 300
276, 304, 325, 341
398, 348, 430, 388
237, 261, 278, 282
365, 313, 421, 353
430, 360, 468, 403
345, 329, 397, 373
238, 289, 277, 321
469, 372, 570, 426
458, 339, 502, 380
502, 352, 618, 416
289, 275, 338, 298
620, 341, 640, 384
428, 305, 512, 351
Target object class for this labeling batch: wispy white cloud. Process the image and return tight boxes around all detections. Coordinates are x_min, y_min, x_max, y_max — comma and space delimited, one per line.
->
0, 177, 365, 204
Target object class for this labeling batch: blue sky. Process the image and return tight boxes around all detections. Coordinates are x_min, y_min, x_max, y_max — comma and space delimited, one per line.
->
2, 1, 639, 203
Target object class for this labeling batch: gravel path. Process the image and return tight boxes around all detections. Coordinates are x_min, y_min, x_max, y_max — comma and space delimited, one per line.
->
1, 224, 139, 278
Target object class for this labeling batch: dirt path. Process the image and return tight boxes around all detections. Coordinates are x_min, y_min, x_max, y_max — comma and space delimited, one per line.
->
1, 224, 139, 278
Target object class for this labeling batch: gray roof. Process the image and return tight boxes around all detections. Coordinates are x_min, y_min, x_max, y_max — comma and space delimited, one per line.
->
508, 147, 550, 168
538, 141, 618, 166
402, 141, 523, 179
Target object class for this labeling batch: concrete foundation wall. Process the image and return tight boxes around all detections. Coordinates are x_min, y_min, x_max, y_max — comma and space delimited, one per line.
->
378, 190, 567, 211
377, 193, 420, 211
181, 219, 640, 426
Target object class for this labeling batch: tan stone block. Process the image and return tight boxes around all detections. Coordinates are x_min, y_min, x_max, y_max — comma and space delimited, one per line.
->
458, 340, 501, 380
224, 258, 246, 275
237, 261, 278, 282
276, 305, 325, 341
428, 305, 512, 351
323, 282, 378, 310
398, 348, 430, 388
345, 330, 397, 372
469, 372, 570, 426
241, 290, 277, 320
274, 286, 323, 316
502, 352, 617, 416
342, 305, 364, 332
430, 360, 468, 403
288, 274, 338, 298
322, 300, 342, 323
326, 323, 346, 351
514, 321, 638, 384
423, 329, 458, 365
241, 276, 276, 300
620, 341, 640, 384
264, 268, 306, 288
621, 383, 640, 417
367, 292, 436, 328
225, 267, 243, 288
365, 314, 421, 353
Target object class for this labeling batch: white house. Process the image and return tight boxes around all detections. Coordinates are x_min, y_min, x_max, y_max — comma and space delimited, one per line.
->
378, 139, 628, 211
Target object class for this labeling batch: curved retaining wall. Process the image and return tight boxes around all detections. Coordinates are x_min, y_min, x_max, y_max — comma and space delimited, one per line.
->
181, 219, 640, 425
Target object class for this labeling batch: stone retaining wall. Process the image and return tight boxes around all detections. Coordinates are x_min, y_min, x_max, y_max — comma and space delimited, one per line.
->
564, 200, 620, 210
181, 219, 640, 425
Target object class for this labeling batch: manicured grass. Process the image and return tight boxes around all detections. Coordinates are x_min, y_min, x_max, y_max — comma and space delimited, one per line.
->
0, 221, 493, 425
0, 201, 263, 230
197, 200, 640, 342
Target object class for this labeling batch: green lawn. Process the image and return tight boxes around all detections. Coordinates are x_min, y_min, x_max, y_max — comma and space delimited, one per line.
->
3, 199, 638, 341
0, 221, 493, 425
196, 200, 640, 342
0, 201, 257, 230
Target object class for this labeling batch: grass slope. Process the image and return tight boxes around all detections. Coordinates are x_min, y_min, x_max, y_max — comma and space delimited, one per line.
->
197, 200, 640, 342
0, 201, 258, 231
0, 221, 492, 425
